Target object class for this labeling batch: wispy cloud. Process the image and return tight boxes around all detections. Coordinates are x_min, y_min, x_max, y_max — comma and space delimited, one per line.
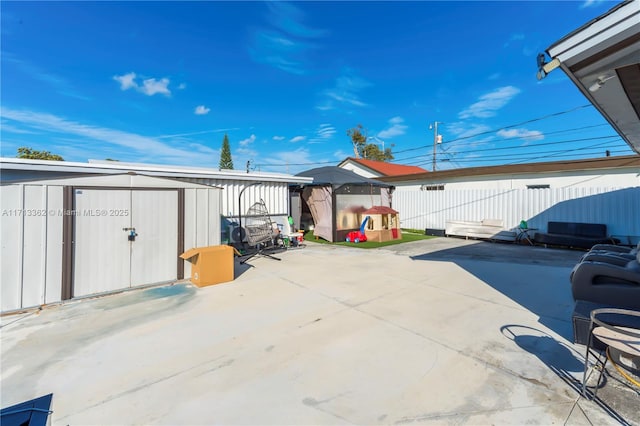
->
3, 53, 89, 100
447, 123, 492, 139
497, 128, 544, 143
1, 119, 39, 134
249, 2, 327, 75
290, 135, 306, 143
458, 86, 521, 119
333, 149, 349, 160
156, 128, 238, 139
307, 123, 336, 144
317, 69, 371, 111
113, 72, 172, 97
254, 146, 316, 174
316, 123, 335, 139
580, 0, 605, 8
239, 134, 256, 147
194, 105, 210, 115
273, 135, 285, 141
377, 116, 407, 139
178, 83, 187, 90
503, 33, 524, 48
0, 107, 213, 163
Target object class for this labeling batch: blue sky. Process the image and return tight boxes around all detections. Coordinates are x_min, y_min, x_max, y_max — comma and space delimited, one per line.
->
1, 1, 635, 174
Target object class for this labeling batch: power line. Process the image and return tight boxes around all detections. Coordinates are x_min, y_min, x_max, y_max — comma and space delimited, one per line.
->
411, 143, 628, 167
393, 135, 624, 165
391, 104, 596, 155
254, 104, 608, 169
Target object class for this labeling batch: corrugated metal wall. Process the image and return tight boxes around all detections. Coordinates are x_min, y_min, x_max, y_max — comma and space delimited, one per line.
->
393, 187, 640, 243
1, 184, 64, 312
1, 183, 221, 312
179, 178, 289, 218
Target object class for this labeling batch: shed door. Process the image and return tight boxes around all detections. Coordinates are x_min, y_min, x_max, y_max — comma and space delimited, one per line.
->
73, 189, 178, 297
130, 190, 178, 286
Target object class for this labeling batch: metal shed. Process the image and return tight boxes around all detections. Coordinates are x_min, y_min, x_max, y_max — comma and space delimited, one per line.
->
1, 173, 222, 313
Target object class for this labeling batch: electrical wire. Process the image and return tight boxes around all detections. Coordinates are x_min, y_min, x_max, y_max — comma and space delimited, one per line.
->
253, 104, 619, 169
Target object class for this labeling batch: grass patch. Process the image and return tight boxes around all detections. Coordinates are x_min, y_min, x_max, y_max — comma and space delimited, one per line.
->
304, 228, 435, 249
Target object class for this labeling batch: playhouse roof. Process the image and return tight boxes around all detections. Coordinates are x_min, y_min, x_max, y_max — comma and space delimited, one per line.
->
363, 206, 398, 215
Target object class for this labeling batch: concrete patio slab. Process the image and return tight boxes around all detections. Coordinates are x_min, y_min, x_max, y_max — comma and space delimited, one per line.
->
1, 237, 636, 425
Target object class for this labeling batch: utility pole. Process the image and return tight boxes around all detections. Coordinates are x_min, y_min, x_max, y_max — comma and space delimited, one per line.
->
429, 121, 443, 172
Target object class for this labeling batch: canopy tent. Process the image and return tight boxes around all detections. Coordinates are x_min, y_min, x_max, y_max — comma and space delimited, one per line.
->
294, 166, 395, 242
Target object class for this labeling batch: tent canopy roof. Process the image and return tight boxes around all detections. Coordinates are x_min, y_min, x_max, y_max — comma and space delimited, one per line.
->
296, 166, 393, 188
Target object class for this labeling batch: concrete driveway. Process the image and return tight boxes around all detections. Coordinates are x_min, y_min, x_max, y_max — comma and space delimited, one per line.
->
1, 238, 635, 425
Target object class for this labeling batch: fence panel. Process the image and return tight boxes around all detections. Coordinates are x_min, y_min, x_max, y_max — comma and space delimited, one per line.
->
393, 187, 639, 243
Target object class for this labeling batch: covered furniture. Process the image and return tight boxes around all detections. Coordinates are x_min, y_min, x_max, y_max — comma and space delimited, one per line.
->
445, 219, 516, 242
570, 251, 640, 345
580, 242, 640, 263
533, 221, 618, 249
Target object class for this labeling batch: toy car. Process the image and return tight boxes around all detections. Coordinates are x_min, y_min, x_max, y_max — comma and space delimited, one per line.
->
345, 230, 367, 243
345, 216, 370, 243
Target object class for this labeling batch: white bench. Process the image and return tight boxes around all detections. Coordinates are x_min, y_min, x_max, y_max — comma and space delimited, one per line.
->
445, 219, 516, 242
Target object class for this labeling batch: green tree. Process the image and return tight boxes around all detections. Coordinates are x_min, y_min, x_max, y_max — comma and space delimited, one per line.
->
17, 147, 64, 161
362, 144, 394, 161
219, 134, 234, 170
347, 125, 394, 161
346, 124, 367, 158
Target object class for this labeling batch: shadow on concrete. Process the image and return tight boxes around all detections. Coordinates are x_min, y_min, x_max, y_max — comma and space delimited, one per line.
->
501, 324, 633, 426
410, 241, 582, 341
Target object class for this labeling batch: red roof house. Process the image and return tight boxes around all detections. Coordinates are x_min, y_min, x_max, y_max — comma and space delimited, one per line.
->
338, 157, 428, 178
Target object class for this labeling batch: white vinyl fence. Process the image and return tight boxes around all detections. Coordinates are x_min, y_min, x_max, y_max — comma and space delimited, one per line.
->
393, 187, 640, 244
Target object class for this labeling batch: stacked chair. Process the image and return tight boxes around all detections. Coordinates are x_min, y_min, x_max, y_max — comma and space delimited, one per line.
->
570, 242, 640, 345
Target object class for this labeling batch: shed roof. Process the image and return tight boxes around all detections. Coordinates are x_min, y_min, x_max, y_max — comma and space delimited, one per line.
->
0, 157, 313, 185
295, 166, 392, 187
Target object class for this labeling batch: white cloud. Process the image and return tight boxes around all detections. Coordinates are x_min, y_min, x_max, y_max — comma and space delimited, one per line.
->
141, 78, 170, 96
114, 72, 137, 91
290, 135, 306, 143
317, 69, 371, 111
458, 86, 521, 119
317, 124, 335, 138
497, 128, 544, 142
308, 124, 336, 144
178, 83, 187, 90
239, 134, 256, 147
447, 122, 492, 138
0, 107, 214, 163
580, 0, 605, 8
273, 135, 285, 141
254, 146, 317, 174
377, 116, 407, 138
156, 128, 239, 139
249, 2, 328, 75
194, 105, 210, 115
113, 72, 172, 97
